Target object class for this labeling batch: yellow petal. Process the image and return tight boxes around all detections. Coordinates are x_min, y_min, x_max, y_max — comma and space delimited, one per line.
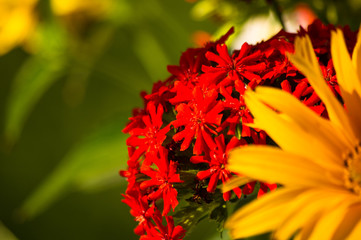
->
287, 36, 355, 140
275, 188, 352, 240
228, 146, 344, 188
352, 25, 361, 83
254, 86, 351, 157
332, 29, 361, 99
332, 29, 361, 140
347, 215, 361, 240
222, 175, 253, 193
293, 214, 320, 240
226, 187, 304, 239
309, 199, 357, 240
333, 203, 361, 240
245, 90, 345, 173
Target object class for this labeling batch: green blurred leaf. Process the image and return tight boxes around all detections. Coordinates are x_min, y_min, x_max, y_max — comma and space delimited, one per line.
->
209, 203, 227, 233
0, 221, 18, 240
63, 24, 117, 107
208, 229, 232, 240
4, 22, 67, 145
107, 0, 133, 25
133, 29, 171, 82
4, 56, 65, 145
18, 121, 128, 219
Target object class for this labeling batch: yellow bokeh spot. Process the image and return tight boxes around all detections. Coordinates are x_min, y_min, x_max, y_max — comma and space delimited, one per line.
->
0, 0, 38, 55
50, 0, 112, 18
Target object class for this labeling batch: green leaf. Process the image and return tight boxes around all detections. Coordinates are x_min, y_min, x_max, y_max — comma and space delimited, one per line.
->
18, 121, 128, 220
173, 203, 210, 231
133, 29, 170, 82
209, 203, 228, 232
4, 22, 67, 145
0, 221, 18, 240
4, 56, 66, 145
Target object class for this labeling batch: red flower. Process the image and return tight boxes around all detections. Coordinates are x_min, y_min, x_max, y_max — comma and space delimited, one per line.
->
122, 187, 162, 236
201, 43, 266, 88
172, 87, 223, 155
191, 135, 246, 201
169, 80, 195, 105
126, 102, 170, 161
119, 147, 140, 194
143, 79, 175, 111
140, 216, 186, 240
123, 108, 146, 134
321, 59, 340, 97
140, 148, 183, 216
167, 48, 203, 84
280, 60, 340, 116
217, 85, 254, 136
259, 38, 295, 82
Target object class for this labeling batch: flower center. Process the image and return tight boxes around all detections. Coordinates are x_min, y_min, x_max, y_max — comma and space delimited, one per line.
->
191, 111, 204, 125
344, 142, 361, 195
135, 214, 146, 223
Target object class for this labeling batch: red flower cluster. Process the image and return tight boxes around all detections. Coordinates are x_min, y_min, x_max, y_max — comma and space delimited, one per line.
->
121, 20, 358, 239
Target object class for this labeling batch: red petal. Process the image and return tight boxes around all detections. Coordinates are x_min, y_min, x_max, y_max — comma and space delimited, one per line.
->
206, 170, 220, 192
293, 81, 308, 99
140, 179, 159, 190
215, 134, 226, 151
197, 169, 212, 180
304, 91, 320, 106
190, 156, 209, 164
172, 226, 186, 239
134, 224, 146, 235
223, 191, 231, 201
206, 50, 228, 66
281, 80, 292, 93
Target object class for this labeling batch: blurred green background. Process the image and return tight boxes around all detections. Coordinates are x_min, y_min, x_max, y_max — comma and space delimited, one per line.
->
0, 0, 223, 239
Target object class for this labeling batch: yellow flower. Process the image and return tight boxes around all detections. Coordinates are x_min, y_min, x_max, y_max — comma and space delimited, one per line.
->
50, 0, 112, 18
0, 0, 38, 55
225, 28, 361, 240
